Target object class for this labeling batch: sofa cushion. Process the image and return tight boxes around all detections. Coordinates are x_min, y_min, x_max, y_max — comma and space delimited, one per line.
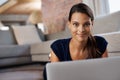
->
0, 26, 17, 45
0, 57, 31, 67
0, 45, 31, 67
93, 11, 120, 34
32, 55, 49, 61
108, 52, 120, 57
0, 45, 30, 58
31, 40, 55, 61
31, 40, 55, 54
95, 31, 120, 57
12, 25, 42, 45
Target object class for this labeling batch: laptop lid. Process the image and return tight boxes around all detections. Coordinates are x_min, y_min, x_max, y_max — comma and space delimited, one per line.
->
46, 57, 120, 80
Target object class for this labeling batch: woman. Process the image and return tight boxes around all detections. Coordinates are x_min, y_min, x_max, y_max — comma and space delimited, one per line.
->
44, 2, 108, 80
50, 3, 108, 62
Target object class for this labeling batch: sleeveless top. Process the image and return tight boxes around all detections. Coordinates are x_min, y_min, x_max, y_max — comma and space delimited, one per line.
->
51, 36, 108, 61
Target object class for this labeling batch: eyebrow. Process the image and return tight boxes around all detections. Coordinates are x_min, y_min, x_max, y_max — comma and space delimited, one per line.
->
84, 21, 90, 24
71, 20, 90, 24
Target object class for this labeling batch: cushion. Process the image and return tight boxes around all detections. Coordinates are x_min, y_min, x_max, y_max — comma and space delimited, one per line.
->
31, 40, 55, 54
95, 31, 120, 53
12, 25, 42, 45
0, 57, 31, 67
0, 45, 30, 58
93, 11, 120, 34
32, 55, 49, 61
0, 26, 17, 45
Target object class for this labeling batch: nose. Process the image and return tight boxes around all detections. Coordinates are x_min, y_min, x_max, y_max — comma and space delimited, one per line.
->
77, 25, 85, 33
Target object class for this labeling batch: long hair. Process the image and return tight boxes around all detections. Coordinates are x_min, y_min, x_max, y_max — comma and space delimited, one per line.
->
87, 35, 102, 58
68, 3, 101, 58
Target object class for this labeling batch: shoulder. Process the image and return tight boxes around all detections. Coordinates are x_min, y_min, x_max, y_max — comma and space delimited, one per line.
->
94, 36, 108, 45
94, 36, 105, 41
94, 36, 108, 53
94, 36, 106, 41
50, 38, 71, 60
50, 38, 71, 51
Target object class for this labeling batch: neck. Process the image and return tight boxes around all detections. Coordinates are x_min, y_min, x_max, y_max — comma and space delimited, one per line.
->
70, 38, 87, 51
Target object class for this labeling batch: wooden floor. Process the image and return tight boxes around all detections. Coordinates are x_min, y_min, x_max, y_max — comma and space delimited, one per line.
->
0, 64, 45, 80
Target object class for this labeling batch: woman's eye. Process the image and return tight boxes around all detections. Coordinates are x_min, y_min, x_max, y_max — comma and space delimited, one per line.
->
73, 23, 79, 27
84, 23, 90, 27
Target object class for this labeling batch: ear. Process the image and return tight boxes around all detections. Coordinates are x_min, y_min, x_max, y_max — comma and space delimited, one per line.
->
92, 21, 94, 26
67, 21, 71, 29
90, 21, 94, 34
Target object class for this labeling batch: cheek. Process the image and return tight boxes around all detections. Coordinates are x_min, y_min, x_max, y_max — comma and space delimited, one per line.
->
87, 27, 91, 31
86, 26, 92, 32
69, 24, 75, 32
70, 26, 77, 34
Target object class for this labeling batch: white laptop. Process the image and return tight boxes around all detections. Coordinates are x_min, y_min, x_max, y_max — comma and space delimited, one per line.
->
46, 57, 120, 80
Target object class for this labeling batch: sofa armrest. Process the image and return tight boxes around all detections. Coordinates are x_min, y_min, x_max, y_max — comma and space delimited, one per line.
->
0, 45, 31, 67
95, 31, 120, 56
0, 57, 31, 67
31, 40, 55, 54
30, 40, 55, 61
109, 52, 120, 57
0, 45, 30, 58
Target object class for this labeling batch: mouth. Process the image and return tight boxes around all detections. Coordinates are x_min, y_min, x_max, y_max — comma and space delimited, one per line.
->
77, 34, 86, 37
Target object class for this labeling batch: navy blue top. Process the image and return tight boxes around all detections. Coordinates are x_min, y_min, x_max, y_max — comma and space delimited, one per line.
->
51, 36, 108, 61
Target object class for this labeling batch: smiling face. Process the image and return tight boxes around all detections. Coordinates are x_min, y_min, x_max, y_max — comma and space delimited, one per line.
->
68, 12, 93, 42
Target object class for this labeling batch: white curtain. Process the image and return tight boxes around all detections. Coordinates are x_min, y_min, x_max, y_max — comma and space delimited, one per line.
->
83, 0, 110, 17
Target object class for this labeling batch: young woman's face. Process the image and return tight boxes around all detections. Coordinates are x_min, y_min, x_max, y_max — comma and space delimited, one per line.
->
68, 12, 93, 42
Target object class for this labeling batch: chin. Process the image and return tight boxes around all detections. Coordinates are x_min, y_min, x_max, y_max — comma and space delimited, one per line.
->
78, 38, 86, 42
77, 36, 88, 42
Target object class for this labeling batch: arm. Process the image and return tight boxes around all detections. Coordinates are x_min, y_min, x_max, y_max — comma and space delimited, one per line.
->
102, 49, 108, 58
49, 51, 59, 62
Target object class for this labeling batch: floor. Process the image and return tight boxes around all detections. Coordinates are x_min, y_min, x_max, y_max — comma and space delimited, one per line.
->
0, 63, 45, 80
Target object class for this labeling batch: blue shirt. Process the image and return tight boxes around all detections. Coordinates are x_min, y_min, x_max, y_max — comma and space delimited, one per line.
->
51, 36, 108, 61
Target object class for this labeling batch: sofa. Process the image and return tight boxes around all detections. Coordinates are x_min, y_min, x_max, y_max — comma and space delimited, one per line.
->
0, 24, 47, 80
93, 11, 120, 57
0, 11, 120, 80
0, 21, 60, 80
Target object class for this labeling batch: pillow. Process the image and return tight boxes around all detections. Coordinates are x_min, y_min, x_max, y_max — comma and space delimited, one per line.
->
95, 31, 120, 53
12, 25, 42, 45
0, 45, 30, 58
0, 26, 17, 45
0, 45, 31, 67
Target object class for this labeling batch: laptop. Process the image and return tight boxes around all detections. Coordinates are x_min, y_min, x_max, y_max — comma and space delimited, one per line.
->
46, 57, 120, 80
